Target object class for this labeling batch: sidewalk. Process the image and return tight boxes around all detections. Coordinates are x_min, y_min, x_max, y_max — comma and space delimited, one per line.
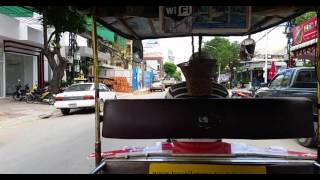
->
132, 88, 150, 95
0, 98, 57, 128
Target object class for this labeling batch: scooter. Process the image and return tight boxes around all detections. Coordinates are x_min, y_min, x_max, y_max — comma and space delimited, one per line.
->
26, 86, 55, 105
13, 81, 30, 101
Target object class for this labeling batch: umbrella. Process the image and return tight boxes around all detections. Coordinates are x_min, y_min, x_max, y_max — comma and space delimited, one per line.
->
268, 61, 277, 81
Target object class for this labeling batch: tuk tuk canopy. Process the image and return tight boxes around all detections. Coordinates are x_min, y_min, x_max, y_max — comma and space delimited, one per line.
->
71, 6, 315, 40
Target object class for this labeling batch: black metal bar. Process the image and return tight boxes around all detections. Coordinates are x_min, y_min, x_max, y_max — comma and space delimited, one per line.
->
4, 45, 42, 54
89, 160, 106, 174
4, 50, 39, 57
4, 40, 42, 50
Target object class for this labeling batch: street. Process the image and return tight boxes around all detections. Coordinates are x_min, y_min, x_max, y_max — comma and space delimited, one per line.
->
0, 90, 317, 174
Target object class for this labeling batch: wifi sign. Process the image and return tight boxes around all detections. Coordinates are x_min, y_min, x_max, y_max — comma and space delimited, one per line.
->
164, 6, 192, 21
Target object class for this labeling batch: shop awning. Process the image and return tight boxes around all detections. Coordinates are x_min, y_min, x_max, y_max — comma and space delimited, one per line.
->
0, 6, 33, 17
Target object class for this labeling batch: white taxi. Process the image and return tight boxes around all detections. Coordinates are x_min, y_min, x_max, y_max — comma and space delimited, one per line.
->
54, 83, 117, 115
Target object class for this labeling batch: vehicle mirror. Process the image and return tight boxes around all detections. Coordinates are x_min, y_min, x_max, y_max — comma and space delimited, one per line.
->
240, 37, 255, 61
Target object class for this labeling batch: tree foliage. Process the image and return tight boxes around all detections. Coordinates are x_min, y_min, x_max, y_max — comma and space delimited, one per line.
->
202, 37, 241, 73
163, 62, 177, 77
172, 71, 182, 81
163, 62, 181, 81
293, 12, 316, 26
34, 6, 87, 93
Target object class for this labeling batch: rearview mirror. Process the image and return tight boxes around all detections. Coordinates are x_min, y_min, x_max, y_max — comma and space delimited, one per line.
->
240, 37, 255, 61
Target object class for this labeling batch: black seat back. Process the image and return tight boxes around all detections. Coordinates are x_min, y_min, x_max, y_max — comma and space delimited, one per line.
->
102, 98, 314, 139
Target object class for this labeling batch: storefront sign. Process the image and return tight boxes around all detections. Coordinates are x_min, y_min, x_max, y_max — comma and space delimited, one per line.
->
160, 6, 251, 33
292, 16, 317, 46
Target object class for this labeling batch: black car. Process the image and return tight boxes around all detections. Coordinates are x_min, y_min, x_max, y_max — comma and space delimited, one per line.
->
255, 67, 318, 148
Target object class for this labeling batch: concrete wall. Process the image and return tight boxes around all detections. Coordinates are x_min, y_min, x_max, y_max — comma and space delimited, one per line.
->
27, 27, 43, 44
0, 14, 21, 40
0, 13, 43, 45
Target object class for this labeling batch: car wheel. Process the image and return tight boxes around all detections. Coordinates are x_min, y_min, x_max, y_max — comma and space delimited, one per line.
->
48, 94, 55, 105
297, 122, 318, 147
61, 109, 70, 115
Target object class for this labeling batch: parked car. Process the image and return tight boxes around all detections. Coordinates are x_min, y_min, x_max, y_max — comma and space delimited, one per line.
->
254, 67, 318, 147
150, 80, 165, 92
162, 77, 176, 88
54, 83, 117, 115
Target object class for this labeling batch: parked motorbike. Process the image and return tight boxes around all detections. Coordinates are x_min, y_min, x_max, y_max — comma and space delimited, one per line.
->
231, 86, 260, 98
13, 81, 30, 101
26, 86, 55, 105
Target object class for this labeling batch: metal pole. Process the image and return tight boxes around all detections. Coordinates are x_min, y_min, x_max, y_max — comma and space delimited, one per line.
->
316, 11, 320, 164
91, 7, 101, 167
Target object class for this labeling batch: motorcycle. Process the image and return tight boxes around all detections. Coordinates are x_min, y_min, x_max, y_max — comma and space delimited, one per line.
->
26, 86, 55, 105
231, 86, 261, 98
13, 81, 30, 101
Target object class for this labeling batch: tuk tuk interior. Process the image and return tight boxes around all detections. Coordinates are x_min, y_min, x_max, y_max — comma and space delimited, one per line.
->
67, 6, 320, 174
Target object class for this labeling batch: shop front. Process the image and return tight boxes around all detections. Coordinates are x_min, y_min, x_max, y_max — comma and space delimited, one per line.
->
0, 40, 44, 97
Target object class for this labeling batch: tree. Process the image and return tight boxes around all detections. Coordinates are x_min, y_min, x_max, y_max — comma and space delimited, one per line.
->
110, 41, 131, 69
202, 37, 241, 73
172, 71, 182, 81
163, 62, 177, 77
34, 7, 86, 93
293, 12, 316, 25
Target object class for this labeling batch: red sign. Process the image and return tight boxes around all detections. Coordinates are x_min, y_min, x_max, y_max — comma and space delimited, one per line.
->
292, 16, 317, 45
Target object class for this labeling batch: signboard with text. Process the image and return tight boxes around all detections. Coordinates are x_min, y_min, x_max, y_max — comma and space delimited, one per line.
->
291, 16, 317, 46
160, 6, 251, 34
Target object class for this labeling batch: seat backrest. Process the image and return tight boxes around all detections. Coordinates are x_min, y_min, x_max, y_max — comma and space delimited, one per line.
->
102, 98, 314, 139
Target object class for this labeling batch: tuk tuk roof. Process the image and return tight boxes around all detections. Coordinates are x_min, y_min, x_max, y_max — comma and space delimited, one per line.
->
72, 6, 314, 40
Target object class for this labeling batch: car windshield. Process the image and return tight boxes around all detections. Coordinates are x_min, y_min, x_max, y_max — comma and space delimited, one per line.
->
64, 84, 92, 92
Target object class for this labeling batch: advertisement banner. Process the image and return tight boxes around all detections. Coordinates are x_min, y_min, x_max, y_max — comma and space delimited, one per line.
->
292, 16, 317, 45
160, 6, 251, 34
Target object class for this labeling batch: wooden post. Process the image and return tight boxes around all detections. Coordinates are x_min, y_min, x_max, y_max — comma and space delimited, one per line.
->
91, 7, 101, 167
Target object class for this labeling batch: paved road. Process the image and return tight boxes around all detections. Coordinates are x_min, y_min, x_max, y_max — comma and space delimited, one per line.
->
0, 90, 316, 174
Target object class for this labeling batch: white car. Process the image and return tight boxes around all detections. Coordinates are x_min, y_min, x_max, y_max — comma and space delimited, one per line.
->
54, 83, 117, 115
150, 80, 165, 92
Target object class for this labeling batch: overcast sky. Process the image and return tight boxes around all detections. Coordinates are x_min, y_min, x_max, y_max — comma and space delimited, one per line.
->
147, 24, 288, 65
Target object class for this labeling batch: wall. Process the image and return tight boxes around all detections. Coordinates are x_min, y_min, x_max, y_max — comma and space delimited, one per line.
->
27, 26, 43, 44
0, 13, 21, 40
0, 14, 43, 45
